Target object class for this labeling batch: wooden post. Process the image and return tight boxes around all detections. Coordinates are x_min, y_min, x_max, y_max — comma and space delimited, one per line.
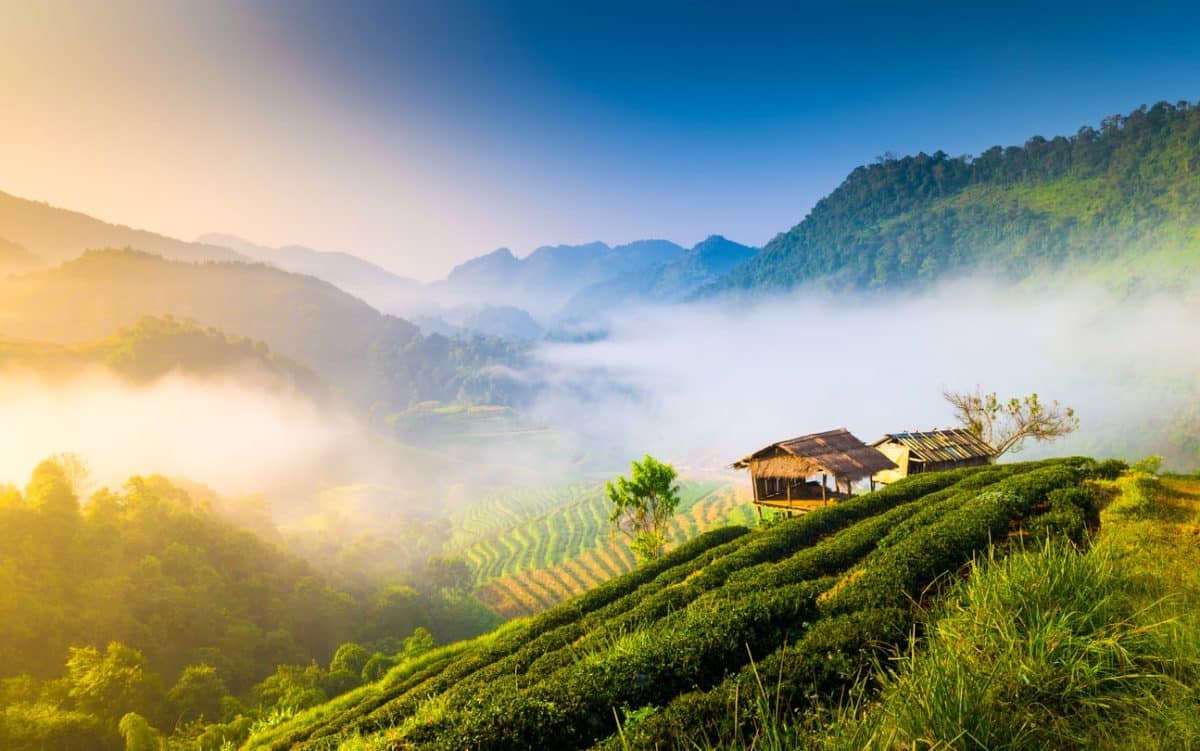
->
821, 473, 827, 505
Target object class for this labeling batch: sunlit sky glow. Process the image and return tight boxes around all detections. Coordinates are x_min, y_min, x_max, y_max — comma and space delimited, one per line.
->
2, 0, 1199, 279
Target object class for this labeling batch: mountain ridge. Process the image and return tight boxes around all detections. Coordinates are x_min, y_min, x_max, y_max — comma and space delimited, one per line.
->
0, 189, 246, 266
561, 234, 757, 320
0, 249, 525, 412
701, 100, 1200, 296
198, 232, 425, 314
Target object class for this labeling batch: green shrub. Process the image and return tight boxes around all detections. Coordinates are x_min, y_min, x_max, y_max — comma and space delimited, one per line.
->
1089, 458, 1128, 481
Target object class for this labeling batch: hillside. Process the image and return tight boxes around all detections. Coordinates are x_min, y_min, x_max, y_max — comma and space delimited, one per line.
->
706, 101, 1200, 295
561, 235, 757, 321
198, 233, 426, 315
0, 189, 245, 267
0, 236, 43, 274
0, 315, 329, 399
0, 250, 525, 412
0, 461, 504, 751
797, 469, 1200, 750
445, 481, 755, 618
241, 456, 1103, 751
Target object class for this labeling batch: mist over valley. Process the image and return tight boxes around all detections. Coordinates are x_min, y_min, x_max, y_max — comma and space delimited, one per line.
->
3, 14, 1200, 744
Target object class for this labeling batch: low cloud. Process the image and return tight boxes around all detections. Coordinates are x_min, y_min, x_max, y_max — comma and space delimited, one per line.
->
527, 280, 1200, 471
0, 368, 385, 503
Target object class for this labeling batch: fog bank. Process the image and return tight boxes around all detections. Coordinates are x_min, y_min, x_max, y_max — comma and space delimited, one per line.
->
0, 369, 388, 501
528, 280, 1200, 471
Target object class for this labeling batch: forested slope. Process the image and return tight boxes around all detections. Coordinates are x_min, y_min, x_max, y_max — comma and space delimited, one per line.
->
0, 250, 526, 411
707, 101, 1200, 294
0, 460, 499, 751
0, 315, 329, 399
243, 456, 1105, 751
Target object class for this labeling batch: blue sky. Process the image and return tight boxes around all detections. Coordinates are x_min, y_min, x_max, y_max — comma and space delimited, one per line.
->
4, 1, 1199, 278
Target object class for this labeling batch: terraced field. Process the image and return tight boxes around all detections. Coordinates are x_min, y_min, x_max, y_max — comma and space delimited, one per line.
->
447, 480, 757, 618
474, 484, 756, 617
244, 457, 1102, 751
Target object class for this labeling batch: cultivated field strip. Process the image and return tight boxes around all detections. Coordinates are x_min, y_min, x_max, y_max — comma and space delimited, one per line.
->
453, 480, 726, 586
244, 458, 1099, 751
474, 483, 752, 618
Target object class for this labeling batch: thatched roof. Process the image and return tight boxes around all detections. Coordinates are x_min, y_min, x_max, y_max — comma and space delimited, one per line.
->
732, 428, 897, 482
873, 429, 994, 463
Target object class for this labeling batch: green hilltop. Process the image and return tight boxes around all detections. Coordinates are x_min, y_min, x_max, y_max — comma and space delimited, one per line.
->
705, 101, 1200, 295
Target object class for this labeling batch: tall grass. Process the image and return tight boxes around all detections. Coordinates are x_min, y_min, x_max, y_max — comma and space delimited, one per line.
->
826, 540, 1186, 750
687, 471, 1200, 751
809, 474, 1200, 751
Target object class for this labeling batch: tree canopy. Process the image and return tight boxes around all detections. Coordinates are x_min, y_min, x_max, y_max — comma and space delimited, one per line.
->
0, 458, 495, 751
708, 100, 1200, 294
605, 455, 682, 561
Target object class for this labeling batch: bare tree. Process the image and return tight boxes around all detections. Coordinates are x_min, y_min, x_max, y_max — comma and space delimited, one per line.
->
943, 388, 1079, 459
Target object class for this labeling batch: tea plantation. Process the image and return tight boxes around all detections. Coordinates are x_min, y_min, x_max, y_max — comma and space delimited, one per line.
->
242, 457, 1103, 751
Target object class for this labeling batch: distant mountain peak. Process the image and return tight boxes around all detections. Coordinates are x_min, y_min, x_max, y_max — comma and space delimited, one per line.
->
438, 239, 686, 319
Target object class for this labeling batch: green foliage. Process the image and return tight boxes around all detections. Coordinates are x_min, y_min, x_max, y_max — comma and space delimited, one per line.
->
403, 628, 436, 658
360, 654, 396, 684
0, 701, 105, 751
0, 458, 502, 751
606, 456, 682, 561
117, 712, 159, 751
329, 644, 372, 681
1090, 458, 1129, 481
822, 537, 1199, 750
167, 664, 228, 725
0, 315, 331, 402
709, 101, 1200, 294
25, 458, 80, 518
240, 459, 1096, 751
450, 481, 725, 590
253, 664, 328, 714
1131, 454, 1164, 475
66, 643, 161, 729
421, 557, 472, 596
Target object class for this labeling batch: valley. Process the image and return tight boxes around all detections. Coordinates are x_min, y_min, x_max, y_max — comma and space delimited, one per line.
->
0, 89, 1198, 750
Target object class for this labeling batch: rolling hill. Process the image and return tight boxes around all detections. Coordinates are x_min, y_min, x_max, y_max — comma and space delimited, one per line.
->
0, 189, 245, 267
704, 101, 1200, 295
0, 249, 525, 412
241, 456, 1102, 751
0, 315, 329, 399
198, 233, 426, 315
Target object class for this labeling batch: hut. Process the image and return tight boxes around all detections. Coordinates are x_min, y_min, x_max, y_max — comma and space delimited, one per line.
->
732, 428, 897, 515
870, 428, 995, 485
